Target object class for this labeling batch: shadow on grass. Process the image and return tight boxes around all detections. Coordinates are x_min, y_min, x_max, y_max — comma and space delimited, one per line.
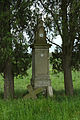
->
53, 88, 80, 96
14, 89, 28, 99
0, 88, 80, 100
73, 88, 80, 96
15, 88, 80, 100
0, 90, 28, 99
0, 92, 4, 99
53, 88, 80, 102
53, 89, 65, 96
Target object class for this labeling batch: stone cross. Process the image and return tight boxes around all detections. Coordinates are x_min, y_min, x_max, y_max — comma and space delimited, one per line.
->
23, 85, 44, 99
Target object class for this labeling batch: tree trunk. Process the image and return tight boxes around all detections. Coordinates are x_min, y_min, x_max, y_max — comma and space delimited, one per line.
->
61, 0, 74, 96
63, 55, 73, 96
4, 60, 14, 99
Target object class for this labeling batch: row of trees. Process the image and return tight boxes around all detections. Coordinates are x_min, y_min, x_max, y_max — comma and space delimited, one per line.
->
0, 0, 80, 99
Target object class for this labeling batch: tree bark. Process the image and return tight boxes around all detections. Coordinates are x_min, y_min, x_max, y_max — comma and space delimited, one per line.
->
61, 0, 74, 96
63, 54, 73, 95
4, 60, 14, 99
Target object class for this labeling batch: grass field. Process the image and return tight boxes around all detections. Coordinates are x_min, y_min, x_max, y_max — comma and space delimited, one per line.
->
0, 67, 80, 120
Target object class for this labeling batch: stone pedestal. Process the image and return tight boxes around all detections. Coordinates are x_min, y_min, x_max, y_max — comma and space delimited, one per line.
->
30, 18, 52, 89
31, 44, 51, 88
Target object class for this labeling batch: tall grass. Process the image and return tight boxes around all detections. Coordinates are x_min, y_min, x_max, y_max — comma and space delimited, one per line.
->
0, 67, 80, 120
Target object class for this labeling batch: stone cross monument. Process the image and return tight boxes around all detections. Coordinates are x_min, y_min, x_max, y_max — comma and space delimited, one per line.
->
31, 18, 52, 90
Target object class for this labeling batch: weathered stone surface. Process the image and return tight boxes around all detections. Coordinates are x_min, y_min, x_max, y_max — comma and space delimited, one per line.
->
34, 19, 47, 45
31, 46, 51, 88
34, 76, 51, 88
23, 85, 44, 99
47, 86, 53, 97
35, 49, 48, 75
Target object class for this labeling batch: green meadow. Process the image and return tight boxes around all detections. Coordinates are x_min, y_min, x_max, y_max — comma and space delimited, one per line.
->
0, 68, 80, 120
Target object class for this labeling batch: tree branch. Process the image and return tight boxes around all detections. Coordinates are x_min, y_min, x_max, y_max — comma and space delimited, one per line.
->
46, 37, 62, 49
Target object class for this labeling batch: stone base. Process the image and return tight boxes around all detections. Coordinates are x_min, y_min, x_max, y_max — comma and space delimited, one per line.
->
31, 75, 51, 88
47, 86, 53, 97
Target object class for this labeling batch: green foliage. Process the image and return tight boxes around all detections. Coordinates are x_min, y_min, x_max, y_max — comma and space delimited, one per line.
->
71, 42, 80, 71
50, 56, 62, 74
51, 50, 80, 72
72, 51, 80, 71
50, 46, 80, 72
13, 41, 32, 76
0, 0, 33, 76
50, 47, 63, 73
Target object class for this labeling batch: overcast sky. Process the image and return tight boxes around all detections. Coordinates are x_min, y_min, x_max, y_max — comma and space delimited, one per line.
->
49, 35, 62, 52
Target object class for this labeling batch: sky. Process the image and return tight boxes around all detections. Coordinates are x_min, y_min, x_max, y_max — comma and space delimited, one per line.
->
49, 35, 62, 52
